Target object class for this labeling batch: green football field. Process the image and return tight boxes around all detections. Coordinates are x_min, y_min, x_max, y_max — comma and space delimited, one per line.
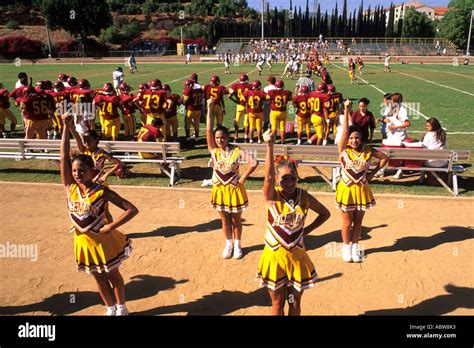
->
0, 61, 473, 194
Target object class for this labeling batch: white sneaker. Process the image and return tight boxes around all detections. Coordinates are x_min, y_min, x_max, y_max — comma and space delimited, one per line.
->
374, 169, 384, 178
233, 242, 243, 259
393, 169, 403, 179
342, 243, 352, 262
322, 139, 328, 146
116, 304, 129, 316
105, 306, 116, 316
222, 243, 233, 259
351, 243, 363, 262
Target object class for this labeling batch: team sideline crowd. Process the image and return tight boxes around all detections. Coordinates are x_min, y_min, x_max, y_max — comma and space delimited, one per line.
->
1, 52, 449, 317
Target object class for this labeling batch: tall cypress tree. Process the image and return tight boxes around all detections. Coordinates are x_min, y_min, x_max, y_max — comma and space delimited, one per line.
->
386, 2, 395, 37
316, 4, 321, 34
334, 2, 339, 36
342, 0, 348, 36
356, 0, 363, 36
366, 5, 372, 37
397, 2, 404, 37
323, 10, 329, 36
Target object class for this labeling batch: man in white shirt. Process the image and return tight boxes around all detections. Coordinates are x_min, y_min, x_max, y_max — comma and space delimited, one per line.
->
112, 67, 124, 94
15, 72, 29, 89
384, 53, 391, 72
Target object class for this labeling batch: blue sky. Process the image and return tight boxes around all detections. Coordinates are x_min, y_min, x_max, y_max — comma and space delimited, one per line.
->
247, 0, 450, 12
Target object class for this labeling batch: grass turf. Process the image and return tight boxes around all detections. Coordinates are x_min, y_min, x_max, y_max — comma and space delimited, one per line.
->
0, 61, 473, 195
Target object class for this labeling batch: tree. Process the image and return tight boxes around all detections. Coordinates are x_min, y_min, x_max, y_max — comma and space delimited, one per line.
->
386, 3, 395, 37
402, 6, 435, 37
438, 0, 474, 49
40, 0, 112, 51
396, 3, 404, 36
342, 0, 348, 36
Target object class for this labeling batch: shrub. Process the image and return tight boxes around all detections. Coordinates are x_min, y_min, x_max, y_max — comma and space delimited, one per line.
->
100, 26, 122, 45
6, 20, 20, 30
0, 35, 44, 58
123, 4, 141, 15
122, 21, 141, 42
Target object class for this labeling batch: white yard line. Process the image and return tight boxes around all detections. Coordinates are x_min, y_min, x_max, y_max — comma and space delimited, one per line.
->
398, 71, 474, 97
333, 64, 429, 120
365, 63, 474, 97
333, 64, 474, 135
408, 65, 474, 80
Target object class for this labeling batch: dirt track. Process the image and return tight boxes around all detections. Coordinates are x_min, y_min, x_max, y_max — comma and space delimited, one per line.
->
0, 182, 473, 315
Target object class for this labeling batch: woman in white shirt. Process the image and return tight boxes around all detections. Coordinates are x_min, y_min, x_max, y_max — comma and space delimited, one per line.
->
420, 118, 448, 183
379, 93, 410, 179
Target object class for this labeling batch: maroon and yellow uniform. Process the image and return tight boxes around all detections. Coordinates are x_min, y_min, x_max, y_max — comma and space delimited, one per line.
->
204, 84, 228, 125
242, 89, 266, 133
17, 94, 51, 139
308, 91, 330, 139
119, 94, 137, 138
292, 94, 311, 136
137, 124, 163, 158
183, 87, 203, 135
9, 86, 27, 106
68, 183, 132, 273
164, 93, 182, 140
135, 89, 168, 139
94, 95, 121, 140
229, 82, 250, 126
266, 89, 292, 132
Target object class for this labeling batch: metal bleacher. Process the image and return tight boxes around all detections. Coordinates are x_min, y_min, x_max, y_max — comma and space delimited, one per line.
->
216, 42, 243, 54
216, 37, 459, 56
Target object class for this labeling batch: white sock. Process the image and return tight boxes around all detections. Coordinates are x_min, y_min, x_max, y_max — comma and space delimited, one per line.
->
234, 240, 241, 249
297, 139, 301, 145
226, 239, 233, 246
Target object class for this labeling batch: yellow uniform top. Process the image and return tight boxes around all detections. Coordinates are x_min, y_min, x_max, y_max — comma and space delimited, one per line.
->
211, 145, 241, 186
67, 183, 107, 234
84, 148, 109, 177
340, 145, 373, 186
264, 187, 310, 251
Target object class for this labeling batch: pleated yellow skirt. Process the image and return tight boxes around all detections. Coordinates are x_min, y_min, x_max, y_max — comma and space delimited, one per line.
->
256, 245, 318, 292
335, 181, 376, 212
211, 183, 248, 213
74, 229, 132, 274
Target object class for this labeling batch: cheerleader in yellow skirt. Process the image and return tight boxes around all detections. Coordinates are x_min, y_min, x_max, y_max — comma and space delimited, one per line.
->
256, 130, 330, 315
206, 98, 258, 259
61, 113, 139, 316
336, 100, 388, 262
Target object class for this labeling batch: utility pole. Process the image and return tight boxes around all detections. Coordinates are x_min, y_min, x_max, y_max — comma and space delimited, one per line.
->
467, 9, 474, 56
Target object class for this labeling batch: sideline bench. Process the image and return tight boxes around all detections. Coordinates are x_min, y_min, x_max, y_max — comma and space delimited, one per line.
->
236, 143, 470, 196
0, 139, 185, 186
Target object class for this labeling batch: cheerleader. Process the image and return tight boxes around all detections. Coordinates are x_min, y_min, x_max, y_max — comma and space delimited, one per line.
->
69, 127, 125, 184
335, 100, 388, 262
206, 98, 258, 259
256, 130, 330, 315
61, 114, 138, 316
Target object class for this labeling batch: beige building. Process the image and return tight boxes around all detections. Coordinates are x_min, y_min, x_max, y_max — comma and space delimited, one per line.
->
381, 1, 448, 25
